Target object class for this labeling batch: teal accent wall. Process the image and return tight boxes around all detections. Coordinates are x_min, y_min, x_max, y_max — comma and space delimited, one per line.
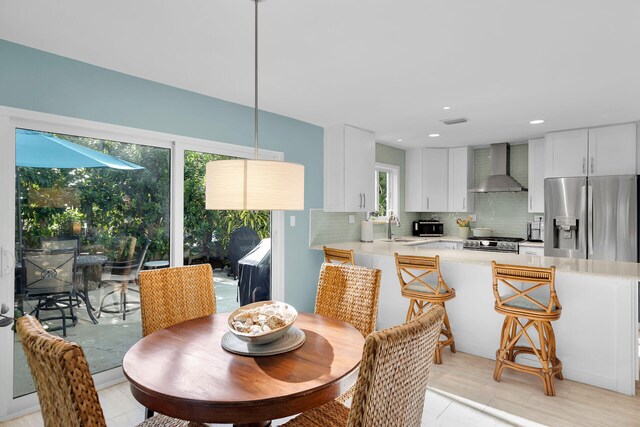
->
0, 39, 324, 312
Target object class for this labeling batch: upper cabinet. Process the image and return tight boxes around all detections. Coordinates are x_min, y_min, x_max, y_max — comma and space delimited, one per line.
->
405, 148, 423, 212
545, 123, 637, 178
528, 138, 545, 213
545, 129, 588, 178
405, 147, 473, 213
588, 123, 636, 176
448, 147, 474, 212
324, 124, 375, 212
422, 148, 448, 212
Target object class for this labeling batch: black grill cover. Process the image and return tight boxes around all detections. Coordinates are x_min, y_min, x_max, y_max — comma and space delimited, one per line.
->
227, 226, 260, 278
238, 238, 271, 306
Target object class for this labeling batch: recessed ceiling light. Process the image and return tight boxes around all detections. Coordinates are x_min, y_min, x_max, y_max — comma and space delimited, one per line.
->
443, 106, 452, 110
397, 139, 403, 142
429, 133, 440, 138
529, 119, 545, 125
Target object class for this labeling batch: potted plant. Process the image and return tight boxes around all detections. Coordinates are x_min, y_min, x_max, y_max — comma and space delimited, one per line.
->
456, 216, 472, 239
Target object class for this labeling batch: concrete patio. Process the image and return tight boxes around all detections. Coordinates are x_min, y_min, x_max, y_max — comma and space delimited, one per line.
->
13, 269, 240, 398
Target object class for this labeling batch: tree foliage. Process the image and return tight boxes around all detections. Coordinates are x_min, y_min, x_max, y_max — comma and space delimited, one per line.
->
17, 134, 270, 266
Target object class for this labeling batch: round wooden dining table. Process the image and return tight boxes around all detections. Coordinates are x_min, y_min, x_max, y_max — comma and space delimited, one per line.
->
123, 312, 365, 426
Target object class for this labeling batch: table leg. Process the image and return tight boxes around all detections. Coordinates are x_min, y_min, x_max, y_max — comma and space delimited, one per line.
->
80, 268, 99, 324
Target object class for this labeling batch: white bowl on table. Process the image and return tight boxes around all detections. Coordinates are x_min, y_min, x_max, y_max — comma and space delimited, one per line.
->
227, 300, 297, 345
471, 228, 493, 237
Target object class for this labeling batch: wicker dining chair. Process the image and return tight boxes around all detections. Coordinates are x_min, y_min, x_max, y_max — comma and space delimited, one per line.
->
138, 264, 216, 337
15, 315, 200, 427
315, 263, 381, 338
283, 305, 445, 427
314, 262, 381, 404
323, 246, 356, 265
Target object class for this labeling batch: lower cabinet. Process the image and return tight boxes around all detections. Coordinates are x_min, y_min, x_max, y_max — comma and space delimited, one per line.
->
518, 245, 544, 256
433, 241, 462, 250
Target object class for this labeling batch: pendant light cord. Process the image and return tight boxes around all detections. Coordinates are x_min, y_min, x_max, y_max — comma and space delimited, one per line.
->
254, 0, 259, 160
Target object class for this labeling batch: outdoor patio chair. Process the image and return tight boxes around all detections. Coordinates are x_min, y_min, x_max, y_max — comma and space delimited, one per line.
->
282, 305, 445, 427
16, 315, 201, 427
40, 236, 80, 252
98, 241, 149, 321
21, 249, 77, 337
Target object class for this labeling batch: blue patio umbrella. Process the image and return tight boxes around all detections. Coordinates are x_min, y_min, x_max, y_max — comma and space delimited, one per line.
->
15, 129, 144, 252
16, 129, 144, 170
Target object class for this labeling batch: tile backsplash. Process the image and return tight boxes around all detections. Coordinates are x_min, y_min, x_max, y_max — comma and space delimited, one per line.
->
432, 144, 535, 238
309, 142, 420, 246
310, 142, 536, 246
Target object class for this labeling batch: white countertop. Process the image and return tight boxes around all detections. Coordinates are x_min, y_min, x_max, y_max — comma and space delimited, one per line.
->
312, 239, 640, 280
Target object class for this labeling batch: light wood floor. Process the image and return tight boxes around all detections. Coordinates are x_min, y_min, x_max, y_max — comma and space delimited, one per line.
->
429, 350, 640, 427
3, 350, 639, 426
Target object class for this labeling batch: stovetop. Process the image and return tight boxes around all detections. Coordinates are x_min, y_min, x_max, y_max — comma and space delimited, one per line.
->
463, 236, 524, 252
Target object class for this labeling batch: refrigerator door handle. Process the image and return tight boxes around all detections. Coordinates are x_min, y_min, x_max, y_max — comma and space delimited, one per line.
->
588, 185, 594, 256
580, 185, 588, 256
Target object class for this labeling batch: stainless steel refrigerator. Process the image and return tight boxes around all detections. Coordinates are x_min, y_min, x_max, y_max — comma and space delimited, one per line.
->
544, 175, 638, 262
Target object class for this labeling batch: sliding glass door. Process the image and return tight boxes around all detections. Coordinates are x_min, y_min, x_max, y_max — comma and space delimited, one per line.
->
183, 150, 271, 313
12, 128, 171, 398
0, 110, 285, 419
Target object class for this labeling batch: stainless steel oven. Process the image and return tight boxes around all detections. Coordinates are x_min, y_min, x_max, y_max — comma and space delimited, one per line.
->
412, 220, 443, 237
462, 237, 524, 253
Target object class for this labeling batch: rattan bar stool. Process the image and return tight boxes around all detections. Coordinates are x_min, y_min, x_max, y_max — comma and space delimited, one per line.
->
394, 253, 455, 364
492, 261, 563, 396
323, 246, 356, 265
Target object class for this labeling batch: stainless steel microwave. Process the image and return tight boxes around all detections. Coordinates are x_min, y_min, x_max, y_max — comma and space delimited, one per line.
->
412, 220, 444, 237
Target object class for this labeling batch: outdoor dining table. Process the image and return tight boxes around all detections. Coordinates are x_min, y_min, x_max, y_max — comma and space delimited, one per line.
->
75, 254, 108, 324
122, 312, 365, 426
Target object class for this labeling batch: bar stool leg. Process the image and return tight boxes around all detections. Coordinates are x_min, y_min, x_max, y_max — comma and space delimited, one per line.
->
440, 301, 455, 353
494, 316, 512, 382
405, 299, 427, 322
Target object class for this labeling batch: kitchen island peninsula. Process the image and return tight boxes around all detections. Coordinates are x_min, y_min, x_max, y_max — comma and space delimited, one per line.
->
311, 239, 639, 395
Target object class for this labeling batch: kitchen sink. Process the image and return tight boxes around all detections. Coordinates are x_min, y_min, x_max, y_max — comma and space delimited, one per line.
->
380, 238, 415, 242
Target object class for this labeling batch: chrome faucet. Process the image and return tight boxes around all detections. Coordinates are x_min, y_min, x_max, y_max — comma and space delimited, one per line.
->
387, 212, 401, 239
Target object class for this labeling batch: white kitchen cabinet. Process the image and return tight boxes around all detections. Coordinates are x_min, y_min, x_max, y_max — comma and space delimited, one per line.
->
433, 241, 462, 250
404, 148, 423, 212
447, 147, 474, 212
545, 123, 637, 178
528, 138, 545, 213
588, 123, 636, 176
545, 129, 588, 178
324, 124, 375, 212
519, 245, 545, 256
422, 148, 448, 212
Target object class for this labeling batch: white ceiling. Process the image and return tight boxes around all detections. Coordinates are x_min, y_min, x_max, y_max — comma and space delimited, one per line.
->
1, 0, 640, 148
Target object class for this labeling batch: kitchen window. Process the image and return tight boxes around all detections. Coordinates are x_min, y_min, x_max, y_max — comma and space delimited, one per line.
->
375, 163, 399, 219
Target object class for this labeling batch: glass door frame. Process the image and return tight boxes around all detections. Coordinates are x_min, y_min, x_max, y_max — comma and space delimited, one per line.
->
0, 106, 286, 420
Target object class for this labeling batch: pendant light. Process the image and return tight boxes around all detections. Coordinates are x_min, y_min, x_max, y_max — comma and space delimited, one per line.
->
205, 0, 304, 211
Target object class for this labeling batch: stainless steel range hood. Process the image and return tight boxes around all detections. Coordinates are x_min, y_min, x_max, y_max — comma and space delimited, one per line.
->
470, 143, 527, 193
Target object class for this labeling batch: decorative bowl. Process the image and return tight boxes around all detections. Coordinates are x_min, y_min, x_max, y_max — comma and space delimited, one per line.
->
227, 300, 298, 345
471, 227, 493, 237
